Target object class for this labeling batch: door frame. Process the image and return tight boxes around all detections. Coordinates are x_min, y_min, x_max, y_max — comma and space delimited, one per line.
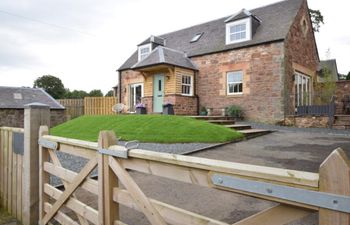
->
129, 83, 144, 112
153, 74, 165, 113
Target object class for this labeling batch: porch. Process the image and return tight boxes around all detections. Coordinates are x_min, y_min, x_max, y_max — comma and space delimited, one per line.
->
122, 46, 199, 115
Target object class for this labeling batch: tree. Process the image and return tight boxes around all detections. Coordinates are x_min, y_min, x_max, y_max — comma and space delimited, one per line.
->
105, 90, 114, 97
33, 75, 66, 99
309, 9, 324, 32
65, 89, 89, 99
89, 89, 103, 97
347, 72, 350, 80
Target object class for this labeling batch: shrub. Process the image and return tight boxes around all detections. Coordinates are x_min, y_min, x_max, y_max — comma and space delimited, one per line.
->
227, 105, 243, 118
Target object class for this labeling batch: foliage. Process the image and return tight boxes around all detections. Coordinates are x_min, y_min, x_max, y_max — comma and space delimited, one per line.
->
227, 105, 243, 118
33, 75, 65, 99
309, 9, 324, 32
200, 106, 207, 113
105, 90, 114, 97
347, 72, 350, 80
89, 89, 103, 97
314, 67, 336, 104
51, 115, 243, 143
65, 89, 89, 99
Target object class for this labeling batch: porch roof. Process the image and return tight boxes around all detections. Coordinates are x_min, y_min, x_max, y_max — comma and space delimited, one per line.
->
131, 46, 198, 71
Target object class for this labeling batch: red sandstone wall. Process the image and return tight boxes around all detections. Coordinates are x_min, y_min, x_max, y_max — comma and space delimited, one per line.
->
284, 0, 319, 114
191, 42, 285, 123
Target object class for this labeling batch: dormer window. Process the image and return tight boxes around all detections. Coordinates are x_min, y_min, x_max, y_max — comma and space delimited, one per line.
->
138, 43, 152, 61
225, 17, 252, 45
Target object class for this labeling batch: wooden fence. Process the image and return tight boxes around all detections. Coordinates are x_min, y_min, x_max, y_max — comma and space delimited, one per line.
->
37, 127, 350, 225
0, 127, 24, 222
84, 97, 117, 115
58, 99, 84, 119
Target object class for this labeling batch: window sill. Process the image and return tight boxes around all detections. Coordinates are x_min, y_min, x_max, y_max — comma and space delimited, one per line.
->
227, 93, 243, 97
181, 94, 193, 97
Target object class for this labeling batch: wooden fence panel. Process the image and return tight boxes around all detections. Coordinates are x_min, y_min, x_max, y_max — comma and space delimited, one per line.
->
0, 127, 25, 222
58, 99, 84, 119
84, 97, 117, 115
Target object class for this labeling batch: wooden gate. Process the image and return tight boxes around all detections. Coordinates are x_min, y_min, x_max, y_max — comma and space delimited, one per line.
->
0, 127, 24, 222
38, 126, 350, 225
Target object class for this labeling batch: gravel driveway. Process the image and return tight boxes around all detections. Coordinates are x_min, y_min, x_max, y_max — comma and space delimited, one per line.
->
64, 128, 350, 224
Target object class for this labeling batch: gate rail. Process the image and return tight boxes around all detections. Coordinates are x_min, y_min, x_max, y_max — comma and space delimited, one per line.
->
38, 126, 350, 225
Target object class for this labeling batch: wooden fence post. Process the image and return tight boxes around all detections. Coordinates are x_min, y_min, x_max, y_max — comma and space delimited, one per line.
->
98, 130, 119, 225
22, 103, 50, 225
319, 148, 350, 225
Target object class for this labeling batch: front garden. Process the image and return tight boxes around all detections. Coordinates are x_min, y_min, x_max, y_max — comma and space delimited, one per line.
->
51, 115, 243, 143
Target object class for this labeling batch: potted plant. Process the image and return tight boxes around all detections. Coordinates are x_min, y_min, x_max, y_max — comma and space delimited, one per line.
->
135, 103, 147, 114
227, 105, 243, 120
199, 106, 207, 115
163, 103, 174, 115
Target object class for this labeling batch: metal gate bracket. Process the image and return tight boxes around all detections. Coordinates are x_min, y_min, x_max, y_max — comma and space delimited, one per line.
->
211, 173, 350, 213
98, 147, 129, 159
38, 138, 58, 150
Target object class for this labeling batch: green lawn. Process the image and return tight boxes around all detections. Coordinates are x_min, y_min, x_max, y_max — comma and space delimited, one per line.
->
51, 115, 243, 143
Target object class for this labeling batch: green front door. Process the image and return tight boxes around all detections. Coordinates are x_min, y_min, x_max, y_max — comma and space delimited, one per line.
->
153, 74, 164, 113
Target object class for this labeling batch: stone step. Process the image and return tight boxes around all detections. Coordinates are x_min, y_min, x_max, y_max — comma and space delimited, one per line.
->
332, 124, 350, 130
334, 115, 350, 121
189, 116, 234, 121
224, 124, 252, 130
239, 129, 272, 139
207, 120, 235, 125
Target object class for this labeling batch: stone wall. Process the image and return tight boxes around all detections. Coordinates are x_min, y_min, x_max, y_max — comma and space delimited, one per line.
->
335, 81, 350, 100
285, 115, 329, 128
0, 109, 66, 128
164, 94, 198, 115
284, 0, 319, 115
191, 42, 285, 123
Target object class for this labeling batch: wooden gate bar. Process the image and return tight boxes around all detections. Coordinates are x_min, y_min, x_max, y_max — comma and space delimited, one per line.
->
232, 205, 311, 225
40, 156, 98, 225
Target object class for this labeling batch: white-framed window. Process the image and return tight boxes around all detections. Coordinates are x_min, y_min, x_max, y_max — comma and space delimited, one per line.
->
181, 75, 193, 96
295, 72, 311, 106
227, 71, 243, 95
129, 83, 144, 112
225, 18, 251, 45
138, 43, 152, 61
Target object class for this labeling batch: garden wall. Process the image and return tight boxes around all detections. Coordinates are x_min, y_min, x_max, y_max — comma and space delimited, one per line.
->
0, 109, 66, 128
284, 115, 329, 128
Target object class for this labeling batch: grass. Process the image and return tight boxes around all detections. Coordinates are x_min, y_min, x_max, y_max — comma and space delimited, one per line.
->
51, 115, 243, 143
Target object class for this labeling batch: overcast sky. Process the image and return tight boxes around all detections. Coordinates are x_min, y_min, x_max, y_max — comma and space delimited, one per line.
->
0, 0, 349, 94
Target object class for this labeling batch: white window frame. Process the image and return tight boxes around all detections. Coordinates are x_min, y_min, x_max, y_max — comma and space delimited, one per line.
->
225, 18, 252, 45
138, 43, 152, 61
295, 72, 311, 107
227, 71, 243, 95
129, 83, 144, 112
181, 75, 193, 96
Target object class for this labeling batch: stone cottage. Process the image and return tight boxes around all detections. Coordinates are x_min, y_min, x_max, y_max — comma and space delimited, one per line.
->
117, 0, 319, 123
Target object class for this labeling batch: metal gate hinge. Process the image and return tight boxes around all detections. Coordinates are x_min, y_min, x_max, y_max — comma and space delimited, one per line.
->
38, 138, 58, 150
211, 173, 350, 213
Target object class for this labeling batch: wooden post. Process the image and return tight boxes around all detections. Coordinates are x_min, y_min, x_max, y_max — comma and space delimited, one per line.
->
98, 130, 119, 225
319, 148, 350, 225
38, 126, 49, 223
22, 103, 50, 225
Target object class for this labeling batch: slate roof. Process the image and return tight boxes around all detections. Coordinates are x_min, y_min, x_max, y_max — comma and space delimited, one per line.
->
132, 46, 198, 71
118, 0, 304, 71
319, 59, 339, 81
0, 86, 65, 109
